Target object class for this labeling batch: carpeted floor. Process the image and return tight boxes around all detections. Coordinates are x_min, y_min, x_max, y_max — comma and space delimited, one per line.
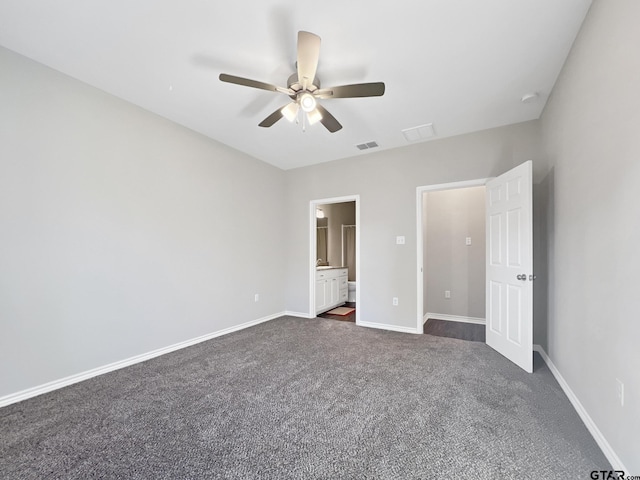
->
0, 316, 610, 479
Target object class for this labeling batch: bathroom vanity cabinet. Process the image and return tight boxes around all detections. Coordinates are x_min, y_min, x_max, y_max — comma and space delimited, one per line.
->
315, 268, 348, 314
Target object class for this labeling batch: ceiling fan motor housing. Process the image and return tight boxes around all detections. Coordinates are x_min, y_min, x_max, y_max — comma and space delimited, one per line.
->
287, 73, 320, 97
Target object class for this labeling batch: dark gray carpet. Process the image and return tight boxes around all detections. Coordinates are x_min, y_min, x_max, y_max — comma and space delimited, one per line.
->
1, 316, 610, 479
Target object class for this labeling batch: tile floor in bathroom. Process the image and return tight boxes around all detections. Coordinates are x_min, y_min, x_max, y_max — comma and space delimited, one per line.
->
317, 302, 356, 323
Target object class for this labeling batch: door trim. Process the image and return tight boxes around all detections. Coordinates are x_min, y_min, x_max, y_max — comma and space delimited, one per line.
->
309, 195, 360, 324
416, 179, 490, 334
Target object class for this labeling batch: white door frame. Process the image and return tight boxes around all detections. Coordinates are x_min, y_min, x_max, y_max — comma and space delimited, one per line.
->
309, 195, 360, 324
416, 179, 490, 334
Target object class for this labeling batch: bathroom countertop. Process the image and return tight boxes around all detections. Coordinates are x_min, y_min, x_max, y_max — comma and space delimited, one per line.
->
316, 266, 347, 271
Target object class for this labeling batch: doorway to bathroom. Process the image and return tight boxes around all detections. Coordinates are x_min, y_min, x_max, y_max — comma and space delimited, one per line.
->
309, 195, 360, 325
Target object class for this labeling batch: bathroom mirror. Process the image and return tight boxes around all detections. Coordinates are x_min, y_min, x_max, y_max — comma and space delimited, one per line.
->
316, 217, 328, 265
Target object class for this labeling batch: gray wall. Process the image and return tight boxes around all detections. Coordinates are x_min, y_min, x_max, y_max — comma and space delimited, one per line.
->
0, 47, 287, 398
424, 187, 486, 319
285, 121, 544, 328
539, 0, 640, 470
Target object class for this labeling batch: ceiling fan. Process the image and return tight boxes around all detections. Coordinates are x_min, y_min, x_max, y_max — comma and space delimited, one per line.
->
219, 31, 385, 133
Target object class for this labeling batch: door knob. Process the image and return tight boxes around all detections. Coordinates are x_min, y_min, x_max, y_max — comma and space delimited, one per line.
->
529, 275, 537, 281
516, 274, 526, 280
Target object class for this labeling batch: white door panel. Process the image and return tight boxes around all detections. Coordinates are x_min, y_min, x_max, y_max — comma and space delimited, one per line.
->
486, 161, 533, 372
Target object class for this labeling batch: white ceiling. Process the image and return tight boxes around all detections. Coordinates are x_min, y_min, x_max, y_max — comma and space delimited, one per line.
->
0, 1, 592, 170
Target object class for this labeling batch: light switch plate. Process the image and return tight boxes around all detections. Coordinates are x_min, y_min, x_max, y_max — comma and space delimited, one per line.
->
396, 236, 405, 245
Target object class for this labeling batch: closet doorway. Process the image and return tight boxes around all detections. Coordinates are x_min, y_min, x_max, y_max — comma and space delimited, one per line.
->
416, 161, 534, 372
416, 179, 488, 334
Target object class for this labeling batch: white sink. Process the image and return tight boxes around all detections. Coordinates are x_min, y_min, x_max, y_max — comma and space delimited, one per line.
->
316, 266, 335, 270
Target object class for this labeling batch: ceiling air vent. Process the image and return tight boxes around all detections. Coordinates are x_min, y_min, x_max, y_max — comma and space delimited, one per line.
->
356, 141, 379, 151
402, 123, 436, 142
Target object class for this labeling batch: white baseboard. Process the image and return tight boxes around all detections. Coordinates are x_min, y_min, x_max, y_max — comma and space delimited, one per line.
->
424, 312, 486, 325
357, 320, 420, 335
533, 345, 626, 472
0, 311, 286, 408
283, 310, 315, 319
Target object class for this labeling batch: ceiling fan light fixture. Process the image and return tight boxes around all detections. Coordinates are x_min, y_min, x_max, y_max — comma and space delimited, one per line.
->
299, 92, 317, 113
307, 108, 323, 126
281, 103, 300, 122
220, 31, 383, 134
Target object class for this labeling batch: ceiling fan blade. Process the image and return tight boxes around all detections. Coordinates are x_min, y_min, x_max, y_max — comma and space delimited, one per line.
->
314, 82, 385, 99
219, 73, 292, 95
316, 104, 342, 133
258, 105, 289, 128
297, 31, 321, 90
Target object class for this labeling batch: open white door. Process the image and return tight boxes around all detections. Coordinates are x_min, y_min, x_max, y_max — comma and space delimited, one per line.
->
486, 161, 533, 372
